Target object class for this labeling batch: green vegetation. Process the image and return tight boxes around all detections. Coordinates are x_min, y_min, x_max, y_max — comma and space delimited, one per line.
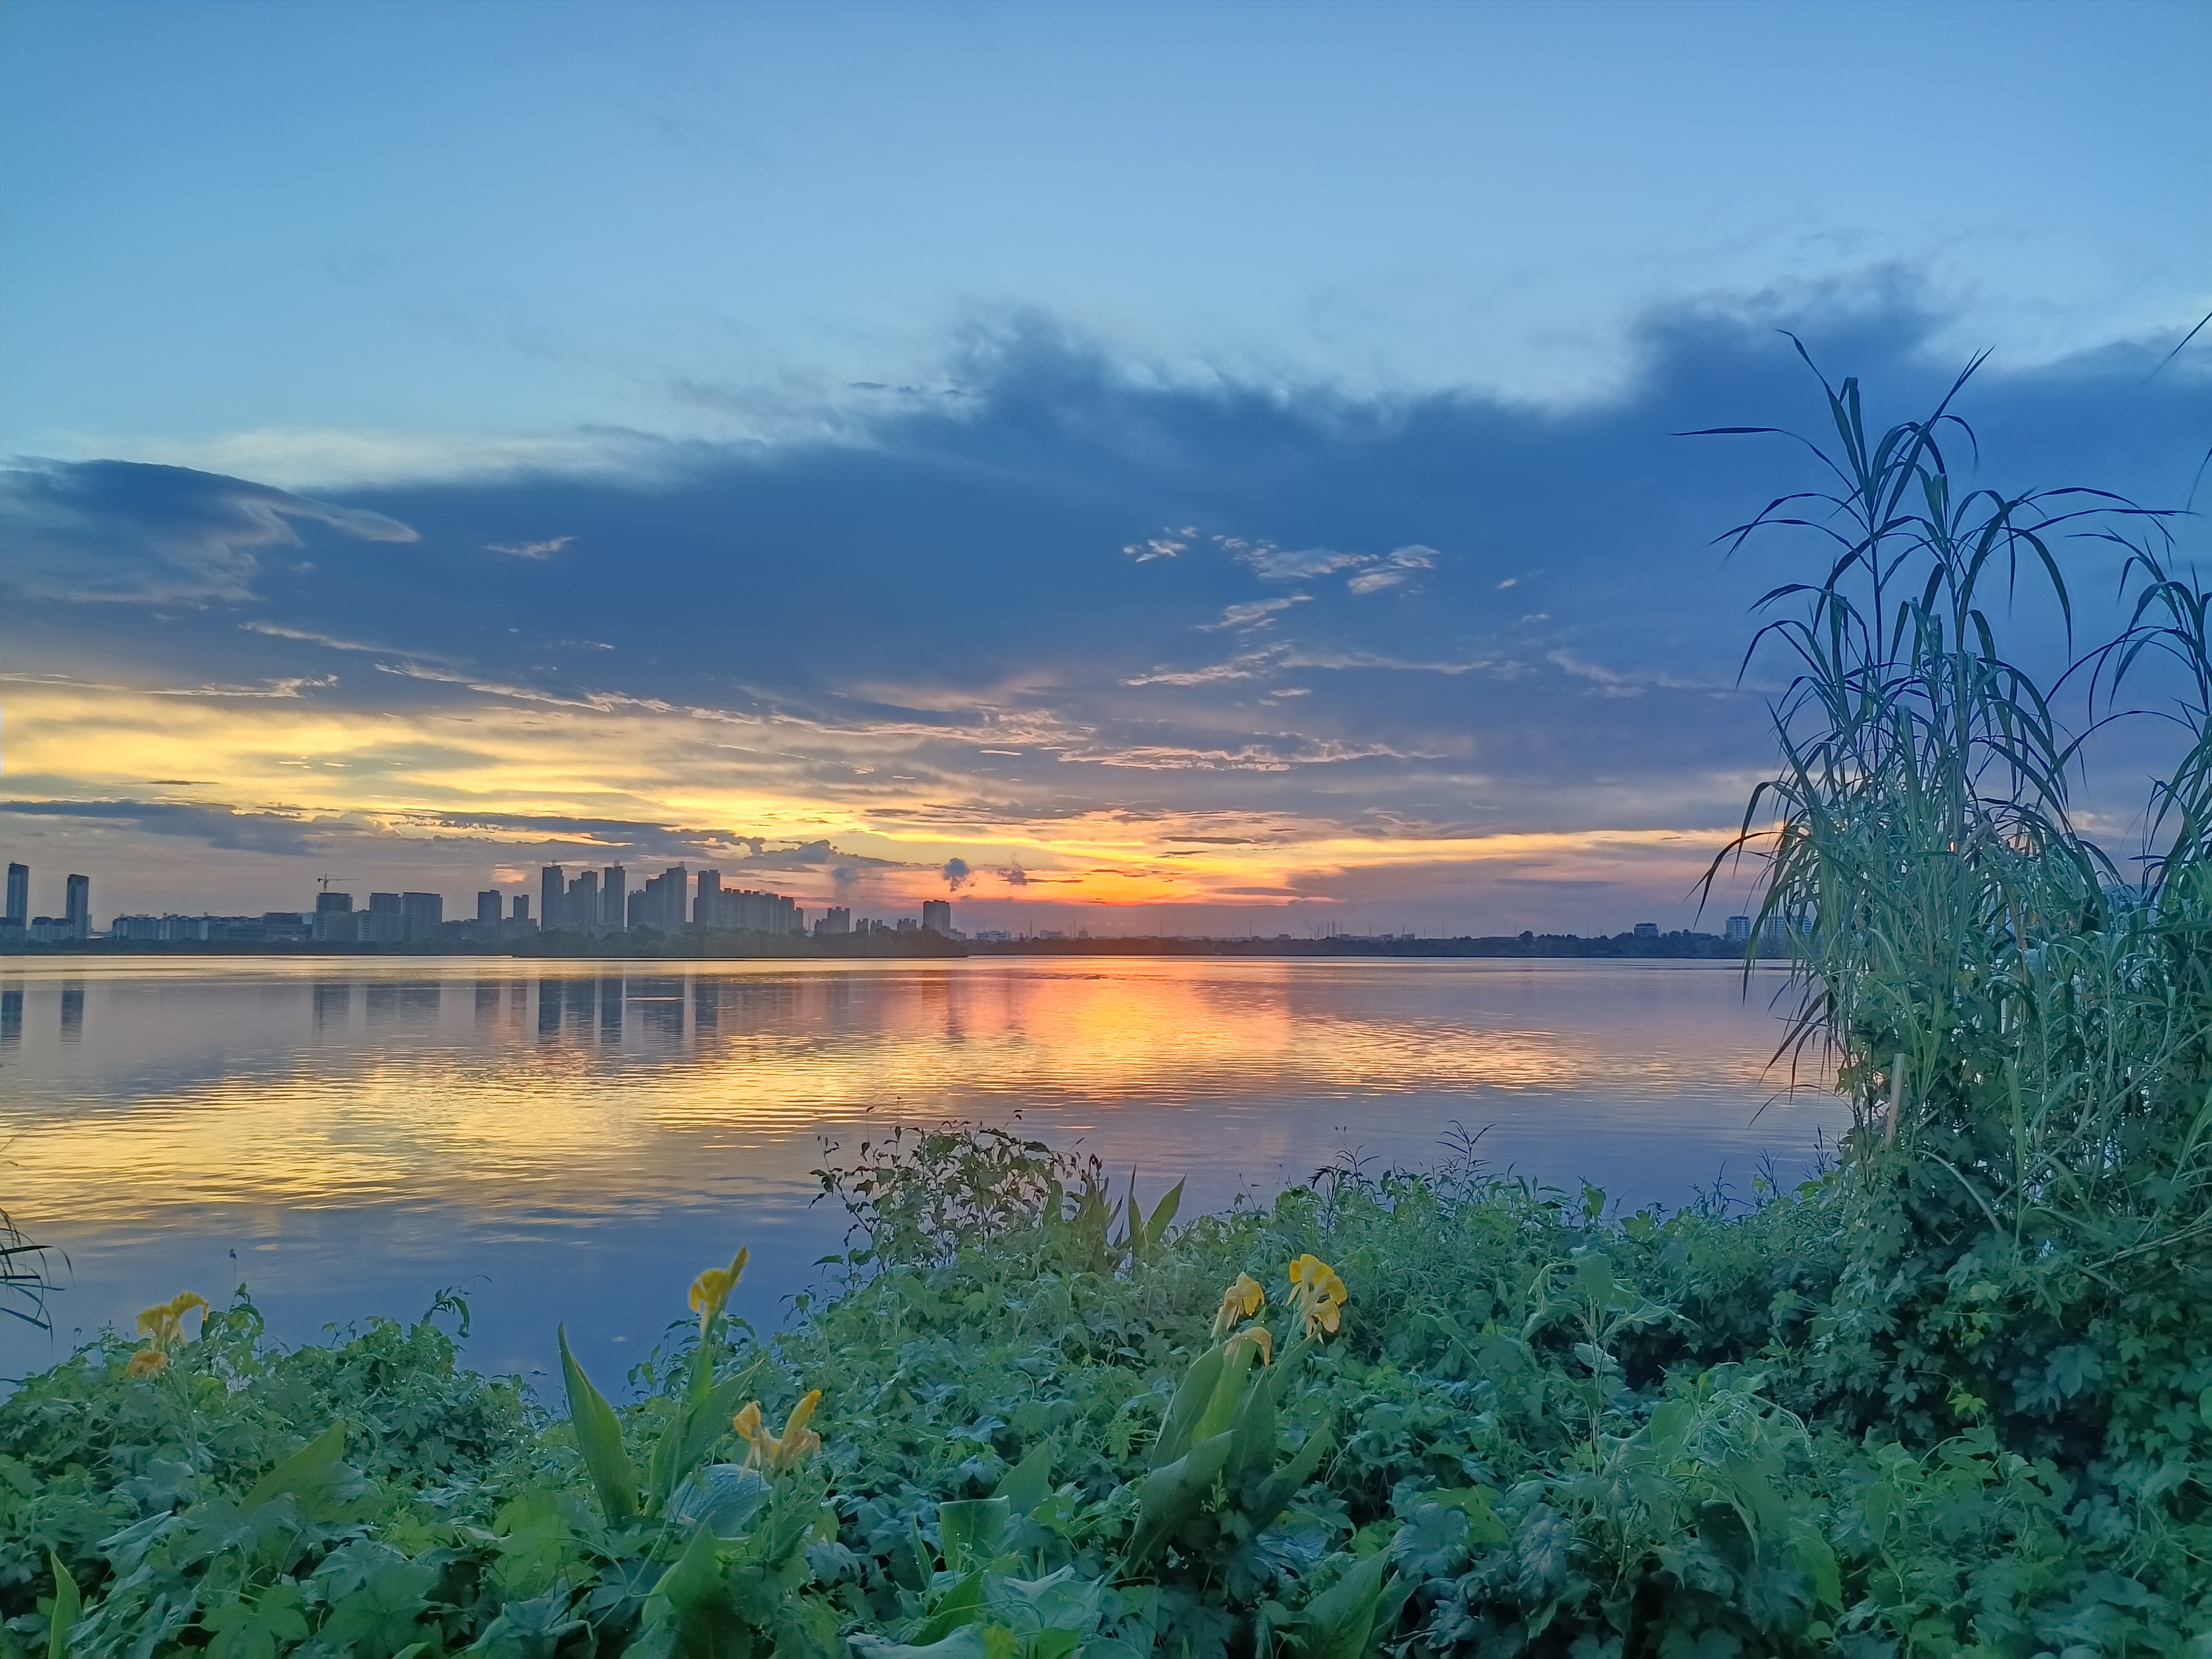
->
7, 357, 2212, 1655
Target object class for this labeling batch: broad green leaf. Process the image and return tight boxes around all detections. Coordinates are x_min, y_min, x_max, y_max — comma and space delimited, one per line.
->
1300, 1552, 1392, 1659
242, 1421, 358, 1519
667, 1463, 771, 1540
46, 1552, 79, 1659
647, 1521, 732, 1651
1419, 1487, 1508, 1547
908, 1570, 985, 1646
1787, 1528, 1842, 1611
1151, 1346, 1226, 1469
1125, 1430, 1236, 1567
316, 1561, 437, 1651
850, 1631, 989, 1659
1193, 1338, 1262, 1446
1143, 1181, 1184, 1247
939, 1498, 1012, 1573
558, 1324, 638, 1524
1244, 1419, 1335, 1534
204, 1584, 309, 1659
993, 1443, 1053, 1516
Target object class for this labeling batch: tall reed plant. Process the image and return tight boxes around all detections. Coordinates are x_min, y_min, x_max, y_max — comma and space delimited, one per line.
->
1702, 344, 2211, 1452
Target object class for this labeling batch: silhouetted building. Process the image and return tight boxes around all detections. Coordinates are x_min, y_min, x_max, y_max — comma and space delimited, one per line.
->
400, 892, 443, 943
512, 894, 531, 923
541, 865, 565, 930
365, 892, 404, 944
566, 870, 600, 932
4, 863, 25, 930
814, 906, 851, 937
922, 899, 951, 934
631, 865, 687, 931
478, 890, 503, 924
64, 874, 90, 939
696, 873, 798, 932
314, 890, 358, 943
601, 865, 626, 930
1724, 915, 1752, 942
1632, 922, 1659, 939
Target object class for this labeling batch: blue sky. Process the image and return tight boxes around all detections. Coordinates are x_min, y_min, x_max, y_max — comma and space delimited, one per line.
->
1, 0, 2206, 931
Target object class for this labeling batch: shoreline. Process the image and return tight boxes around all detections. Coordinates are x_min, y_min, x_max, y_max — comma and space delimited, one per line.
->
0, 930, 1785, 962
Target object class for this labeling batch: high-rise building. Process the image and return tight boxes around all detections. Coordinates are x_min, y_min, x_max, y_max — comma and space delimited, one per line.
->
567, 870, 600, 933
696, 882, 798, 933
815, 906, 851, 936
313, 890, 358, 943
601, 865, 626, 930
541, 866, 565, 931
4, 863, 26, 928
477, 890, 503, 925
365, 892, 404, 944
1632, 922, 1659, 939
64, 874, 91, 939
921, 899, 951, 934
1724, 915, 1752, 942
400, 892, 444, 943
631, 865, 688, 931
512, 894, 531, 923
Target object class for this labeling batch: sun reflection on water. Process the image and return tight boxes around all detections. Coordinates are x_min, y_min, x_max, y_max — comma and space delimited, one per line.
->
0, 956, 1839, 1372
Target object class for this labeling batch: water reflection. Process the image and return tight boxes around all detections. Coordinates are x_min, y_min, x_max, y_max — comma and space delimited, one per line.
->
0, 957, 1842, 1381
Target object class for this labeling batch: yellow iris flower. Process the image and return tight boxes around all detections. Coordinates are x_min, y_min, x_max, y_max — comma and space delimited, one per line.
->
733, 1390, 823, 1473
1286, 1255, 1348, 1340
1227, 1324, 1274, 1368
136, 1292, 209, 1349
1211, 1273, 1266, 1339
126, 1349, 169, 1378
688, 1247, 751, 1336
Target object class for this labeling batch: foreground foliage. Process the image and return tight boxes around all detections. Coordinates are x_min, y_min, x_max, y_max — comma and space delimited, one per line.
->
10, 356, 2212, 1655
4, 1123, 2210, 1658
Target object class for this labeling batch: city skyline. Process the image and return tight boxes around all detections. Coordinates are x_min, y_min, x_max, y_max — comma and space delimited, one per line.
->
0, 846, 1746, 947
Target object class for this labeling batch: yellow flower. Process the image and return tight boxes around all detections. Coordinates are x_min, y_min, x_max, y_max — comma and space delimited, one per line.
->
1286, 1256, 1347, 1341
126, 1348, 169, 1378
1211, 1273, 1267, 1338
733, 1389, 823, 1473
1227, 1324, 1274, 1368
688, 1247, 750, 1336
136, 1292, 209, 1349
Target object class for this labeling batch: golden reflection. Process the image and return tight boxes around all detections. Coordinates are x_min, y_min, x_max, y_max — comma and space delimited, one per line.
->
0, 958, 1823, 1243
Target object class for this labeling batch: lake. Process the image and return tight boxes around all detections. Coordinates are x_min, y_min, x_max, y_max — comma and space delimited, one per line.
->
0, 955, 1844, 1384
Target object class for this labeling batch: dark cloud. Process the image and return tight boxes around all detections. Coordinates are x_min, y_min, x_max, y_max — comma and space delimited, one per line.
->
3, 283, 2205, 858
0, 461, 414, 603
0, 799, 327, 856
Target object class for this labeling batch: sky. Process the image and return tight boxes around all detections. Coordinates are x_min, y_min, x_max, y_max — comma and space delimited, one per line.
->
1, 0, 2207, 935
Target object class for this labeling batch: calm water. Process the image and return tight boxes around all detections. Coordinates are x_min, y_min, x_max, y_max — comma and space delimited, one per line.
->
0, 956, 1842, 1383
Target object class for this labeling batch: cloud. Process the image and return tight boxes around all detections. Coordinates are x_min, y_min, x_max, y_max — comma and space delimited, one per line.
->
53, 428, 674, 492
0, 799, 327, 856
941, 856, 972, 890
0, 461, 416, 602
1199, 596, 1310, 632
1123, 531, 1190, 561
1346, 545, 1438, 594
1233, 543, 1369, 581
487, 535, 575, 560
6, 282, 2205, 929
